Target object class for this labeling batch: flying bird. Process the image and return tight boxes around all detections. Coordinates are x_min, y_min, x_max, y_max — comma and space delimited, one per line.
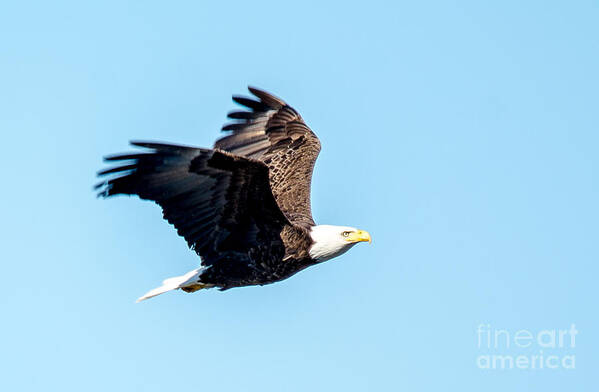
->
96, 87, 371, 302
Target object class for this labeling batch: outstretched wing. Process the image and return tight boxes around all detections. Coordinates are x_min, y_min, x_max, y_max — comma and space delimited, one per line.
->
215, 87, 321, 228
95, 142, 289, 267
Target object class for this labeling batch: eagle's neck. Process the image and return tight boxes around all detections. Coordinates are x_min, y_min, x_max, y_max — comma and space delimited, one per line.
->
308, 225, 357, 262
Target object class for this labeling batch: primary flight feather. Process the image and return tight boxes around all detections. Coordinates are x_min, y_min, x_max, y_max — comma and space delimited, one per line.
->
96, 87, 371, 301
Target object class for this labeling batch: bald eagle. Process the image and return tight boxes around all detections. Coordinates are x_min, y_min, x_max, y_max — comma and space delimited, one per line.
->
96, 87, 371, 302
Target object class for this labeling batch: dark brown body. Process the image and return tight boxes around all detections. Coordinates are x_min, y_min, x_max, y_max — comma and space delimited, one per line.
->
198, 225, 317, 290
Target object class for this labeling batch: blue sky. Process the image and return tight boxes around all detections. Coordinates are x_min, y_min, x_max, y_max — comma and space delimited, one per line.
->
1, 1, 597, 390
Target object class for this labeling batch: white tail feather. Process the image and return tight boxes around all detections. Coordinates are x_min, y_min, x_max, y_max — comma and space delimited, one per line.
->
136, 268, 205, 303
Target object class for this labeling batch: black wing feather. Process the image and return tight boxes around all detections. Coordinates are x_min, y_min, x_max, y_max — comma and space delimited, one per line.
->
96, 142, 289, 266
215, 87, 321, 227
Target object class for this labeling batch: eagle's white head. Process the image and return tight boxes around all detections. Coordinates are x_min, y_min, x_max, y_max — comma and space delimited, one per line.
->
308, 225, 372, 262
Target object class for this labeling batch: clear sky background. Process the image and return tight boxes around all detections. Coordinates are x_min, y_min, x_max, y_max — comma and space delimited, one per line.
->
1, 1, 597, 391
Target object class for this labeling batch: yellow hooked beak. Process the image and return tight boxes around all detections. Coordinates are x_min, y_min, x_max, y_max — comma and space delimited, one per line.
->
347, 230, 372, 244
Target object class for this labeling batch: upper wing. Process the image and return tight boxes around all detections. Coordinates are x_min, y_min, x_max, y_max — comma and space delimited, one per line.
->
215, 87, 321, 228
95, 142, 289, 267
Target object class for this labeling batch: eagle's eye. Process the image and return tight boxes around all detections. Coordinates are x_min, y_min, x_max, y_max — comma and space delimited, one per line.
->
342, 231, 351, 237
